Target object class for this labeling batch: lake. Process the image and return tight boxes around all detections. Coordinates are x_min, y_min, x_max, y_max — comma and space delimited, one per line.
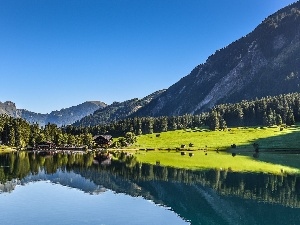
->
0, 152, 300, 225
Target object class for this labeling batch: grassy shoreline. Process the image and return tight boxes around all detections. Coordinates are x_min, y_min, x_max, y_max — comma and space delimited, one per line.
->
1, 125, 299, 175
132, 149, 300, 175
121, 125, 300, 175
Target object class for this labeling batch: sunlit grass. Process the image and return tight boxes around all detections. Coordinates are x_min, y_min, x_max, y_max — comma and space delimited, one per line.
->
131, 125, 299, 150
124, 125, 300, 174
134, 150, 299, 175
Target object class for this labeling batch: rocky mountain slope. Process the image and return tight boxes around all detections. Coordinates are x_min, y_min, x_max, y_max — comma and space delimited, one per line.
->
73, 90, 165, 126
0, 100, 106, 127
133, 1, 300, 117
0, 101, 20, 118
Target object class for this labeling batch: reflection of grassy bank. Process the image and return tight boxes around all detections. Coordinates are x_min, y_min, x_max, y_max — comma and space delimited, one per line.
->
0, 145, 15, 153
134, 150, 299, 174
127, 125, 300, 174
131, 125, 299, 150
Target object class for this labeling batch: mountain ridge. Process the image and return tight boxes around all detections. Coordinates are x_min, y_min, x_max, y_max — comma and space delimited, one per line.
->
2, 2, 300, 127
132, 1, 300, 117
73, 89, 166, 126
0, 100, 106, 127
0, 89, 165, 127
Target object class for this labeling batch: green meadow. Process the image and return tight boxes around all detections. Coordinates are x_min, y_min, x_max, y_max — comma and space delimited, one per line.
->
124, 125, 300, 174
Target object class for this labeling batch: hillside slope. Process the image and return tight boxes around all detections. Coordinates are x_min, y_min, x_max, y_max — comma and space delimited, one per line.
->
134, 1, 300, 117
73, 90, 165, 126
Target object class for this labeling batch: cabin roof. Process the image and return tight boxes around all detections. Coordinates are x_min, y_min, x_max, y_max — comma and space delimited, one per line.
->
37, 141, 54, 145
93, 135, 112, 141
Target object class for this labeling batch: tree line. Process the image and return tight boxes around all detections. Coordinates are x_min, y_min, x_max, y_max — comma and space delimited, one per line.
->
208, 92, 300, 130
1, 152, 299, 209
66, 92, 300, 135
0, 115, 94, 149
0, 92, 299, 148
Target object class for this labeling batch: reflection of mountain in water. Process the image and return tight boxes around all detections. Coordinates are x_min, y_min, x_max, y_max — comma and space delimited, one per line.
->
73, 163, 300, 225
22, 170, 106, 195
73, 161, 300, 208
0, 170, 106, 195
0, 179, 20, 193
0, 152, 300, 225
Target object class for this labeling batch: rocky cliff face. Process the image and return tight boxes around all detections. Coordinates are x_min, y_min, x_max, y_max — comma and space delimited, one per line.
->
134, 2, 300, 117
0, 101, 21, 118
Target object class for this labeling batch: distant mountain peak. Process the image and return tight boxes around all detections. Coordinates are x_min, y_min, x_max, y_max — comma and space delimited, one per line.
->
0, 100, 19, 117
0, 100, 107, 127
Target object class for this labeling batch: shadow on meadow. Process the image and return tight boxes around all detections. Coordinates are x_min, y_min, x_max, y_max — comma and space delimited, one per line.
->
233, 127, 300, 170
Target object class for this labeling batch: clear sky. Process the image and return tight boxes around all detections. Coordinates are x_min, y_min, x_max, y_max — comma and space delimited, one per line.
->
0, 0, 297, 113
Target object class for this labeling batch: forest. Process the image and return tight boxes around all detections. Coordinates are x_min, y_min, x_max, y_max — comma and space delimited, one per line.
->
0, 92, 299, 149
65, 92, 300, 136
0, 116, 94, 149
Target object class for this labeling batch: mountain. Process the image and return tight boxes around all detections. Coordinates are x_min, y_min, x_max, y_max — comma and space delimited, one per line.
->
133, 1, 300, 117
19, 101, 107, 127
73, 90, 165, 126
0, 101, 21, 118
0, 100, 106, 127
3, 2, 300, 127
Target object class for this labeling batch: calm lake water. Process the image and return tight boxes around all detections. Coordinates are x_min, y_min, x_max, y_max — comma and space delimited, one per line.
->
0, 152, 300, 225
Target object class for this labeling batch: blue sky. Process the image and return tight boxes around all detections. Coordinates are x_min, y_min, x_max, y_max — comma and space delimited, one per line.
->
0, 0, 297, 113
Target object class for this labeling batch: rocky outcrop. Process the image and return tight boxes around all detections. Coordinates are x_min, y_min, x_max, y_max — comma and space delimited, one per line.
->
0, 101, 21, 118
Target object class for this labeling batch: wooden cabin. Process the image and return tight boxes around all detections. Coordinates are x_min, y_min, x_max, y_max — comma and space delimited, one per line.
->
36, 141, 56, 150
93, 135, 113, 148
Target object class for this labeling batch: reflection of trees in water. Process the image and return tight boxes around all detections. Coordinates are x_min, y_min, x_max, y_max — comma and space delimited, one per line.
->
0, 152, 300, 208
0, 152, 95, 182
75, 161, 300, 225
92, 161, 300, 208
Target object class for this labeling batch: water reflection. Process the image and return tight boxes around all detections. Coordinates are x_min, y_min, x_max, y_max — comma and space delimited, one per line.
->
0, 152, 300, 225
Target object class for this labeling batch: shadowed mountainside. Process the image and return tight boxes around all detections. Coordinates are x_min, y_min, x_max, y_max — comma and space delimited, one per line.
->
73, 89, 165, 126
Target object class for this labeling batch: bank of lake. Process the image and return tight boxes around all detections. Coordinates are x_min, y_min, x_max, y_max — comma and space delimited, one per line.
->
1, 125, 300, 175
122, 125, 300, 175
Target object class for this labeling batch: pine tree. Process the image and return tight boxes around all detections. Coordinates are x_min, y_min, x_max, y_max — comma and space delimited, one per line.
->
8, 126, 15, 147
276, 113, 283, 125
286, 108, 295, 125
207, 111, 220, 130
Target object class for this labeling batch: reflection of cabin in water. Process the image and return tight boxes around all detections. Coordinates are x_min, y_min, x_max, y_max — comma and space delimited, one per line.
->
36, 141, 56, 150
93, 135, 113, 148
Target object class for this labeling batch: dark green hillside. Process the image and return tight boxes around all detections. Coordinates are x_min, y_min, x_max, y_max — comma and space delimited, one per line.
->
44, 101, 106, 126
63, 92, 300, 138
73, 90, 165, 127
